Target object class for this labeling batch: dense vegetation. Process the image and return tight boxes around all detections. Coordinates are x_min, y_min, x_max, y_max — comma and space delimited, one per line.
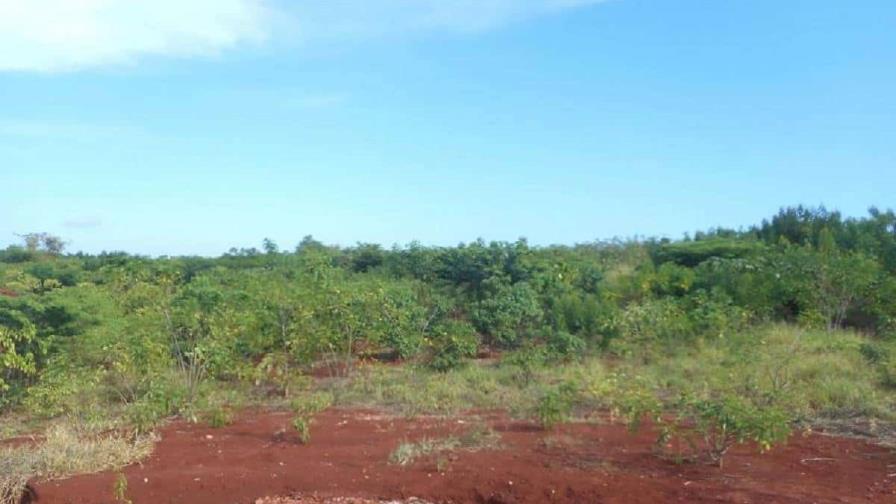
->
2, 206, 896, 474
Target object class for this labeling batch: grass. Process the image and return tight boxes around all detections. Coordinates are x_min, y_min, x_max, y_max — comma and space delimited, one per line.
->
389, 437, 461, 466
323, 324, 896, 441
624, 324, 896, 423
388, 422, 501, 467
0, 423, 154, 504
4, 323, 896, 499
329, 357, 607, 419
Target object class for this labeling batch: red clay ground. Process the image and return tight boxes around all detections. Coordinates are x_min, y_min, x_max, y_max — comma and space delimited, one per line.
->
34, 408, 896, 504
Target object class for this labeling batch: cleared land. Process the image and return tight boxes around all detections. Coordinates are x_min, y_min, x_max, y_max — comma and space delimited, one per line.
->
33, 408, 896, 504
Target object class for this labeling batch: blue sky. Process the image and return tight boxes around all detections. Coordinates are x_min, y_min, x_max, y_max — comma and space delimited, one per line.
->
1, 0, 894, 256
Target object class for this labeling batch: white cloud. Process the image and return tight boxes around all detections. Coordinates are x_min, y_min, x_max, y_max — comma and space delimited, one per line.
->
0, 0, 270, 71
0, 0, 605, 72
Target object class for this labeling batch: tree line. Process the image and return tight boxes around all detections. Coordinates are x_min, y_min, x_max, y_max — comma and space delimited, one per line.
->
1, 205, 894, 422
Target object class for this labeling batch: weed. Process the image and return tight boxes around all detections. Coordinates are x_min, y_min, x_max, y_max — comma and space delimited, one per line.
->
0, 424, 153, 504
389, 437, 459, 466
388, 422, 501, 467
113, 472, 132, 504
289, 391, 332, 444
290, 391, 333, 417
292, 416, 310, 444
205, 406, 233, 428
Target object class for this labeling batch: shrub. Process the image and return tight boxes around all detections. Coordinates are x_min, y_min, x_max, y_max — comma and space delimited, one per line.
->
205, 406, 233, 428
584, 372, 662, 432
685, 395, 790, 467
426, 320, 478, 372
290, 391, 333, 417
656, 394, 791, 469
252, 352, 297, 397
503, 343, 547, 386
687, 291, 751, 338
612, 299, 692, 357
546, 330, 587, 360
290, 391, 332, 444
292, 416, 311, 444
536, 382, 578, 429
472, 278, 542, 347
0, 323, 37, 404
548, 292, 614, 345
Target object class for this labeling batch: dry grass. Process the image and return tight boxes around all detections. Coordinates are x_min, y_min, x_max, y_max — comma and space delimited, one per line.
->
0, 424, 155, 504
388, 422, 501, 467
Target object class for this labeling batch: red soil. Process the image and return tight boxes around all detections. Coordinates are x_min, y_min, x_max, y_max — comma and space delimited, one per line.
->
34, 409, 896, 503
0, 287, 19, 297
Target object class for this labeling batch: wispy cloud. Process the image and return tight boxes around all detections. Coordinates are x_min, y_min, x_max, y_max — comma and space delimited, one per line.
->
0, 1, 605, 72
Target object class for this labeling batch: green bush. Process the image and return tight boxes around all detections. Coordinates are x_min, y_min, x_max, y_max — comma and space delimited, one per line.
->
426, 320, 479, 372
205, 406, 233, 428
546, 330, 586, 360
290, 391, 333, 417
536, 382, 578, 429
472, 277, 542, 347
682, 395, 790, 468
503, 343, 547, 386
292, 416, 311, 444
0, 323, 37, 407
289, 391, 332, 444
611, 299, 692, 358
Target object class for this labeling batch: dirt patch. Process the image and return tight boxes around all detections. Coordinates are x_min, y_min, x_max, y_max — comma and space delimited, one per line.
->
33, 408, 896, 503
0, 287, 18, 298
255, 497, 433, 504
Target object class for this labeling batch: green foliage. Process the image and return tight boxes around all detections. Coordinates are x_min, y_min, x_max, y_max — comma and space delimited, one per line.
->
113, 472, 132, 504
292, 416, 311, 444
472, 277, 542, 347
677, 395, 791, 467
290, 391, 333, 417
0, 323, 36, 402
545, 330, 586, 360
778, 245, 880, 331
599, 374, 662, 433
289, 391, 332, 444
503, 343, 547, 385
387, 424, 500, 468
653, 238, 764, 268
426, 320, 479, 372
2, 205, 896, 456
389, 436, 460, 466
547, 292, 618, 347
205, 406, 233, 428
612, 299, 691, 357
653, 262, 696, 296
536, 381, 578, 429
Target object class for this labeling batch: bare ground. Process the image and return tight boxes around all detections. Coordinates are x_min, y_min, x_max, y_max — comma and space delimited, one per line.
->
33, 408, 896, 503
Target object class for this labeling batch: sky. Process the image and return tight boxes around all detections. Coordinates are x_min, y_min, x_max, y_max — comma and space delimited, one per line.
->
1, 0, 894, 256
